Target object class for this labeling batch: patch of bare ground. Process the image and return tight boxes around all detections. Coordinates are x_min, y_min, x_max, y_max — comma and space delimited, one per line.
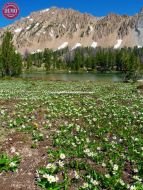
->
122, 161, 134, 184
0, 132, 51, 190
0, 100, 20, 148
0, 99, 20, 112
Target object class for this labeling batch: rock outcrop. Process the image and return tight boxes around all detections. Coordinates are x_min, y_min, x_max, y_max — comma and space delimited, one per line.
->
135, 8, 143, 46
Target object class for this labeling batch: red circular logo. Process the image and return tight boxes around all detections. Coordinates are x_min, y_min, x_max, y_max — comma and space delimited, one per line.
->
2, 2, 19, 19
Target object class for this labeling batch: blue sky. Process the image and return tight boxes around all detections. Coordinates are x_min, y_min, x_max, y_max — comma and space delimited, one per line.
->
0, 0, 143, 27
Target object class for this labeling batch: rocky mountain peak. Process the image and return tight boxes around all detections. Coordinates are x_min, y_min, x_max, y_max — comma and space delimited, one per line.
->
0, 7, 142, 53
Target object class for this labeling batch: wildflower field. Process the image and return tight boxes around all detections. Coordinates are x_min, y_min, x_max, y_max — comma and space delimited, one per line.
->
0, 80, 143, 190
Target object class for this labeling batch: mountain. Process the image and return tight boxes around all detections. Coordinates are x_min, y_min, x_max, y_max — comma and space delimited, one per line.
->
0, 7, 142, 53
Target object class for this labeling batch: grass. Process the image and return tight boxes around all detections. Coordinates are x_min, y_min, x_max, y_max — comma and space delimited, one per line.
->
0, 79, 143, 189
0, 154, 20, 172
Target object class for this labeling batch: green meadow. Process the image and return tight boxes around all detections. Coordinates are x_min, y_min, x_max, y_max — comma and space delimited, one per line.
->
0, 80, 143, 190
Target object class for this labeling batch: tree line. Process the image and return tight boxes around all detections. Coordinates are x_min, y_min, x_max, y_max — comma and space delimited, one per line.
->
24, 46, 143, 81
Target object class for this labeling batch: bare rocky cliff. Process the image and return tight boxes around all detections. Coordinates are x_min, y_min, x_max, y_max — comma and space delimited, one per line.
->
0, 7, 141, 53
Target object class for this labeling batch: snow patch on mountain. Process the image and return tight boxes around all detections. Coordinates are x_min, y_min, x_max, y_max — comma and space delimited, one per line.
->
14, 28, 22, 33
37, 49, 42, 52
91, 42, 97, 48
29, 18, 34, 21
57, 42, 68, 50
114, 39, 122, 49
72, 43, 82, 50
96, 16, 105, 21
41, 8, 50, 13
90, 26, 94, 32
31, 49, 42, 54
138, 45, 142, 48
26, 26, 31, 30
34, 23, 40, 28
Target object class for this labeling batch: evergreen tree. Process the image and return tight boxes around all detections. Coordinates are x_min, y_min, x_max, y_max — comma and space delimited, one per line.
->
24, 50, 33, 70
0, 31, 22, 77
74, 50, 81, 71
43, 49, 53, 71
26, 55, 33, 70
11, 52, 22, 76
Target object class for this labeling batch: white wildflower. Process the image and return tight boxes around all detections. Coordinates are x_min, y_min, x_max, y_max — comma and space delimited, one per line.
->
76, 125, 80, 131
72, 142, 77, 147
133, 168, 138, 173
133, 175, 142, 181
119, 179, 125, 186
105, 174, 110, 178
102, 163, 106, 167
86, 138, 90, 143
43, 173, 49, 179
43, 174, 59, 183
60, 153, 66, 160
130, 185, 136, 190
9, 162, 16, 167
113, 164, 118, 171
46, 163, 56, 170
48, 175, 59, 183
58, 160, 64, 168
91, 179, 99, 185
97, 147, 101, 151
82, 182, 89, 188
84, 149, 90, 153
74, 171, 80, 179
